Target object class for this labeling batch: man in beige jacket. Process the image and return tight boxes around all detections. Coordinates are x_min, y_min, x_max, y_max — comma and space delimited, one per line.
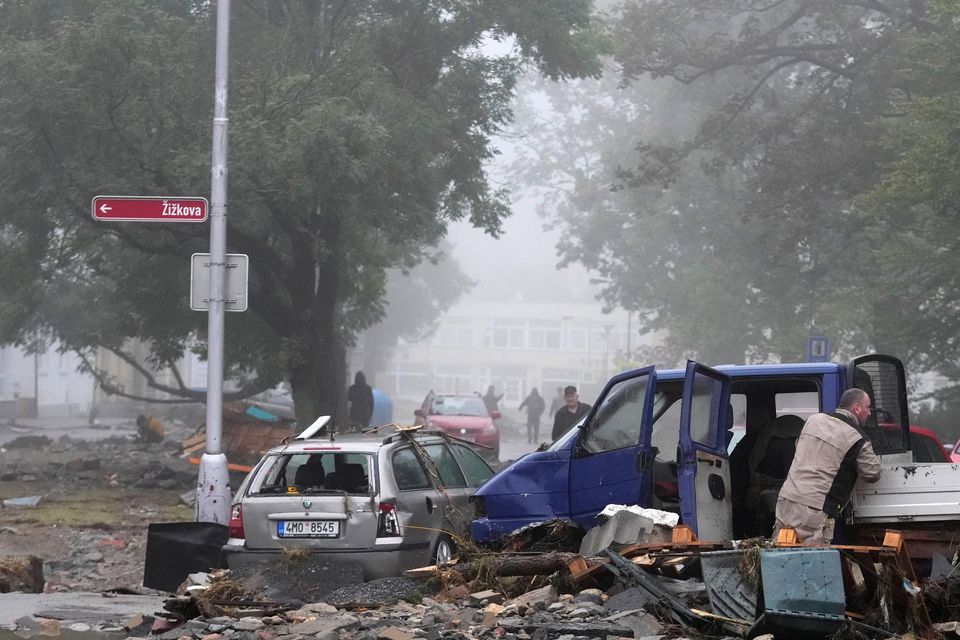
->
774, 388, 882, 543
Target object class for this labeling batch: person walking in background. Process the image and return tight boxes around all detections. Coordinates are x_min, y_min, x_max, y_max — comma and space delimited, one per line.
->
482, 385, 502, 415
348, 371, 375, 428
519, 388, 546, 443
549, 386, 564, 418
552, 385, 591, 440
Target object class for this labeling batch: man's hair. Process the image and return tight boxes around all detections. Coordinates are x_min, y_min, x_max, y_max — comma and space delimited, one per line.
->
838, 388, 869, 410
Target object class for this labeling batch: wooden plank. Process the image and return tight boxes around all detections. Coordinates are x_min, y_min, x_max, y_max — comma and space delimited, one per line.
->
775, 527, 800, 546
672, 525, 697, 544
566, 556, 590, 578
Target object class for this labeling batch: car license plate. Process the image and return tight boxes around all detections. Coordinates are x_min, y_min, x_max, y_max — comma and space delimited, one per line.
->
277, 520, 339, 538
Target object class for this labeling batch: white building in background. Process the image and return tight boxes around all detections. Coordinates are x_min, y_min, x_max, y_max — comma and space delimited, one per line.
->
0, 345, 35, 416
0, 340, 211, 420
369, 299, 663, 420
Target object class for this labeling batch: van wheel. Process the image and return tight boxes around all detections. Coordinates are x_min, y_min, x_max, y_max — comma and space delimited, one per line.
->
432, 534, 455, 566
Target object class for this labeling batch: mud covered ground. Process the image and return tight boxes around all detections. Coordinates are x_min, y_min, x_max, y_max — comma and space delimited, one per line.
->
0, 422, 198, 593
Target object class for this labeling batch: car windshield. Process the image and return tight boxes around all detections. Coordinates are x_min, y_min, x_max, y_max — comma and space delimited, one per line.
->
430, 396, 488, 417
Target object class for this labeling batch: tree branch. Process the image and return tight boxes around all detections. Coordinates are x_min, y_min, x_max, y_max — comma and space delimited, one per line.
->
77, 345, 274, 403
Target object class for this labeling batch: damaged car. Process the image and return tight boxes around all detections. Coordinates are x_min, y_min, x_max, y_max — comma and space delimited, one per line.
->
472, 354, 960, 562
223, 428, 494, 579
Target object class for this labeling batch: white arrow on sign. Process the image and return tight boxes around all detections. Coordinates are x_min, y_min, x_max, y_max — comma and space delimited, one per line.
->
99, 204, 112, 214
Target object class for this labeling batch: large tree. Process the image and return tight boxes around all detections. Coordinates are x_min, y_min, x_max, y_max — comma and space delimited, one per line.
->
512, 0, 943, 368
0, 0, 604, 424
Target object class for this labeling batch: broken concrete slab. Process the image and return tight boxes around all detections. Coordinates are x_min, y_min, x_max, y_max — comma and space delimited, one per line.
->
0, 593, 168, 628
504, 585, 559, 610
1, 495, 43, 508
287, 614, 359, 637
603, 586, 655, 612
468, 589, 503, 606
497, 618, 634, 637
578, 509, 672, 556
604, 610, 665, 637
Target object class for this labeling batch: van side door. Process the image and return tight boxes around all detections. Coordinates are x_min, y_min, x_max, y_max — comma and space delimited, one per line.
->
677, 361, 733, 541
568, 366, 657, 530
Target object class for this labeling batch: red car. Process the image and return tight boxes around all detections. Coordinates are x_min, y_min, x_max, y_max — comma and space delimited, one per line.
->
414, 393, 500, 461
728, 423, 950, 463
903, 425, 949, 462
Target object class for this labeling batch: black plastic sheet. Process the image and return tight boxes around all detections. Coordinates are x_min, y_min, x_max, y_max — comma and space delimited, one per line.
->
143, 522, 228, 592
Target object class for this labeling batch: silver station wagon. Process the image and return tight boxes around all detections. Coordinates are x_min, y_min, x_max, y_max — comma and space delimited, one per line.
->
222, 428, 494, 579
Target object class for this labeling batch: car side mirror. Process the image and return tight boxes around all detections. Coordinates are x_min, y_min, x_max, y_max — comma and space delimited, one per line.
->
414, 409, 425, 418
490, 410, 501, 420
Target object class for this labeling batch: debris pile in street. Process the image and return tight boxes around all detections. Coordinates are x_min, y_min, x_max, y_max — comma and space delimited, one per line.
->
143, 513, 960, 640
179, 402, 296, 470
4, 513, 960, 639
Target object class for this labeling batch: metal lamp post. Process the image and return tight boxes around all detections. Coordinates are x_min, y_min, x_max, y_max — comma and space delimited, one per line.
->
196, 0, 232, 524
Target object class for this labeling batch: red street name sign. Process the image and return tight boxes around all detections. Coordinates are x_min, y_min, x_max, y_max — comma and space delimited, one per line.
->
91, 195, 208, 222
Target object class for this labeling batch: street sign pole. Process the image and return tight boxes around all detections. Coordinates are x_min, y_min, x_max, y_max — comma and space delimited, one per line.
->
197, 0, 232, 524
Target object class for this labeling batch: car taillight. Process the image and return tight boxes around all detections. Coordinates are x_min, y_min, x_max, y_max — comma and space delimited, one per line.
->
228, 504, 245, 539
377, 502, 401, 537
481, 423, 498, 435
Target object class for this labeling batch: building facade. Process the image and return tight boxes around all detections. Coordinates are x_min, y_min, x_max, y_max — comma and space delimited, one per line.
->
367, 299, 658, 421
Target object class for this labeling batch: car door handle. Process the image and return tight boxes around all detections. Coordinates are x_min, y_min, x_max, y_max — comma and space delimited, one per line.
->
425, 497, 435, 513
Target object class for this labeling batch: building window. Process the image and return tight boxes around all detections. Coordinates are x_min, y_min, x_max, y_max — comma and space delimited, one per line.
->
433, 363, 472, 395
457, 327, 474, 347
568, 329, 588, 351
488, 319, 525, 349
529, 321, 561, 350
393, 361, 429, 397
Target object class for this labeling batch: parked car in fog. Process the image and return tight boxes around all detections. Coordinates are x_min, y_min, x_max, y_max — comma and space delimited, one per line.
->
415, 393, 500, 460
223, 429, 494, 579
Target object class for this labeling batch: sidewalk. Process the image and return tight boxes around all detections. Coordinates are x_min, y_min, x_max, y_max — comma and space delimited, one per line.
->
0, 418, 137, 446
0, 592, 167, 635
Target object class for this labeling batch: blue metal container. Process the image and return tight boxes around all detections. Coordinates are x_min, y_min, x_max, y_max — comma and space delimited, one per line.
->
760, 548, 845, 615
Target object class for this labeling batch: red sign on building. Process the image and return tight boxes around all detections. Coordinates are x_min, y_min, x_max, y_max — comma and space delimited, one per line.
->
91, 196, 208, 222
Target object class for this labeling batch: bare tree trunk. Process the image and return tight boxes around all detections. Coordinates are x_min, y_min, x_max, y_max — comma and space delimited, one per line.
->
459, 552, 595, 579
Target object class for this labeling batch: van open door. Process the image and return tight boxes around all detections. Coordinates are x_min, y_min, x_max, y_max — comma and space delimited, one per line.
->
677, 361, 732, 541
847, 355, 910, 457
568, 366, 657, 530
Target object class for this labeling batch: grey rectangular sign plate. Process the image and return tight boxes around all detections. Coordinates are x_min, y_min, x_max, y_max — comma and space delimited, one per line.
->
190, 253, 249, 312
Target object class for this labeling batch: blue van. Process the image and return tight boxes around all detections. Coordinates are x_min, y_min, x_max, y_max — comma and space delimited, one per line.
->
470, 356, 910, 542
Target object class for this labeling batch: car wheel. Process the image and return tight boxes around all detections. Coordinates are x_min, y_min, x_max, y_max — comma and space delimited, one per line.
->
432, 534, 456, 566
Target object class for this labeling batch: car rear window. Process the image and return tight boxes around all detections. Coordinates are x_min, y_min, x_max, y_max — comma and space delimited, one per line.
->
248, 451, 375, 495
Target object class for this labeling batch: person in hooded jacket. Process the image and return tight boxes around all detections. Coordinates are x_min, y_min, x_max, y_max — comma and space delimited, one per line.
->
348, 371, 375, 428
519, 388, 546, 443
482, 385, 502, 414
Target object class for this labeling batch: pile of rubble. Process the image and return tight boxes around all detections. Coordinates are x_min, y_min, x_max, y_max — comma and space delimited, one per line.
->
3, 515, 960, 640
143, 506, 960, 640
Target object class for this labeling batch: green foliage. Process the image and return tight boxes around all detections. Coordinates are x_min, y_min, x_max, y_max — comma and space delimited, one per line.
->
513, 0, 960, 386
0, 0, 604, 423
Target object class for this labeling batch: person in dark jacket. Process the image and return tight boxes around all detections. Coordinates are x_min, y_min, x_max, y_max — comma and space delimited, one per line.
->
774, 388, 882, 544
482, 385, 502, 415
519, 388, 546, 444
549, 387, 564, 417
552, 385, 591, 441
348, 371, 375, 428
